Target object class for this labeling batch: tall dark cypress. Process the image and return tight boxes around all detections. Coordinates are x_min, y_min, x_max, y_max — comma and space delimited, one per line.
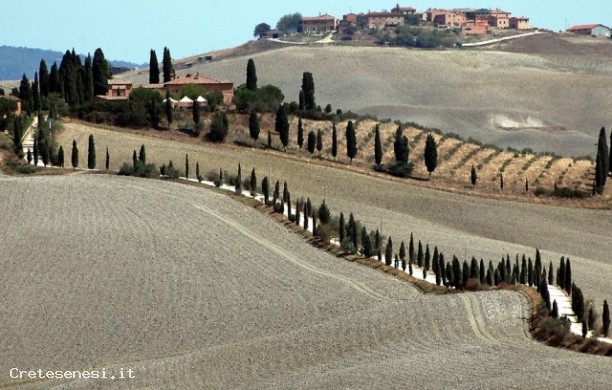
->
424, 133, 438, 178
185, 154, 190, 179
393, 124, 409, 164
165, 90, 173, 125
49, 62, 61, 95
564, 258, 572, 294
408, 233, 415, 264
57, 145, 64, 168
297, 118, 304, 148
316, 129, 323, 152
105, 147, 110, 170
338, 212, 345, 243
71, 139, 79, 168
162, 47, 173, 83
301, 72, 315, 110
92, 48, 109, 96
249, 111, 260, 141
417, 241, 423, 267
246, 58, 257, 91
39, 59, 49, 97
595, 127, 609, 193
603, 300, 610, 337
149, 49, 160, 84
346, 120, 357, 164
84, 54, 94, 102
32, 72, 40, 111
275, 105, 289, 150
87, 134, 96, 169
558, 256, 566, 289
374, 124, 382, 166
385, 237, 393, 266
331, 123, 338, 160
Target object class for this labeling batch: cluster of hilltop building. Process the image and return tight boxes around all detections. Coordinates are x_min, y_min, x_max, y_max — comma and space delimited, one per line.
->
292, 6, 531, 36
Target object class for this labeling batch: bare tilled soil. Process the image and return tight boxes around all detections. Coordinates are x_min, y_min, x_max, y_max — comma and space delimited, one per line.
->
1, 174, 610, 389
57, 123, 612, 305
117, 32, 612, 157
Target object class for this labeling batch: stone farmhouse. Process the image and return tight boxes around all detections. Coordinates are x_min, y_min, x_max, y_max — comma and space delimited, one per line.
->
97, 73, 234, 104
301, 14, 338, 33
567, 24, 611, 38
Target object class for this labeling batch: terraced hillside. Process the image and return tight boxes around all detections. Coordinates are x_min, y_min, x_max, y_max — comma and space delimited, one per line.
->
57, 122, 612, 305
0, 174, 610, 389
117, 33, 612, 157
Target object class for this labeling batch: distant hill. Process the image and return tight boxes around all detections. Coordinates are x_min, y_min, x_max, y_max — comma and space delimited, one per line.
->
0, 45, 144, 81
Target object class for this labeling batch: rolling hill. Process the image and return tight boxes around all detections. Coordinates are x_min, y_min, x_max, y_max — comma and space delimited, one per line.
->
1, 174, 610, 389
117, 33, 612, 157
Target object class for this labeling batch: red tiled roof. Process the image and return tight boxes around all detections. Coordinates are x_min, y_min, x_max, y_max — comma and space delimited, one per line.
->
164, 73, 231, 86
5, 95, 21, 102
302, 14, 336, 21
568, 24, 605, 31
367, 12, 403, 17
399, 7, 416, 12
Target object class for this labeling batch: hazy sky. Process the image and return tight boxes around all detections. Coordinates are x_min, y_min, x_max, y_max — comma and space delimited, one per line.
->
1, 0, 610, 63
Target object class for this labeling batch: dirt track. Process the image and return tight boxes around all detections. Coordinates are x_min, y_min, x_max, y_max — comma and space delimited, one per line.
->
0, 174, 610, 389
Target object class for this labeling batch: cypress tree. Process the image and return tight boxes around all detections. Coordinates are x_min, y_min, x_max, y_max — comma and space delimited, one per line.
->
196, 161, 201, 182
262, 176, 270, 204
218, 168, 223, 186
307, 131, 316, 154
346, 120, 357, 164
298, 90, 305, 110
603, 300, 610, 337
246, 111, 260, 143
149, 49, 160, 84
374, 229, 381, 253
273, 180, 280, 203
385, 237, 393, 266
185, 154, 189, 179
301, 72, 315, 110
417, 241, 423, 268
165, 90, 173, 126
446, 262, 455, 287
470, 257, 479, 280
162, 47, 174, 83
49, 62, 60, 95
525, 178, 529, 193
192, 100, 201, 133
39, 59, 49, 97
283, 181, 289, 202
451, 256, 462, 289
439, 253, 446, 284
528, 258, 534, 287
393, 125, 409, 164
520, 255, 527, 284
332, 123, 338, 160
470, 165, 477, 187
486, 261, 494, 286
588, 306, 596, 331
424, 244, 431, 271
250, 168, 257, 196
552, 300, 559, 318
25, 148, 32, 164
92, 48, 109, 96
139, 144, 146, 164
374, 124, 382, 166
564, 258, 572, 294
295, 198, 301, 225
275, 105, 289, 150
361, 227, 368, 252
105, 147, 109, 170
424, 133, 438, 179
71, 139, 78, 168
246, 58, 257, 91
409, 233, 415, 264
235, 163, 242, 194
32, 73, 40, 111
33, 139, 39, 166
316, 129, 323, 153
548, 261, 554, 285
318, 200, 331, 224
582, 318, 588, 338
500, 173, 504, 190
133, 150, 138, 167
297, 118, 304, 148
399, 241, 406, 262
57, 146, 64, 168
479, 258, 486, 283
303, 201, 309, 230
462, 261, 470, 288
338, 212, 345, 243
558, 256, 566, 288
87, 134, 96, 169
594, 127, 609, 193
